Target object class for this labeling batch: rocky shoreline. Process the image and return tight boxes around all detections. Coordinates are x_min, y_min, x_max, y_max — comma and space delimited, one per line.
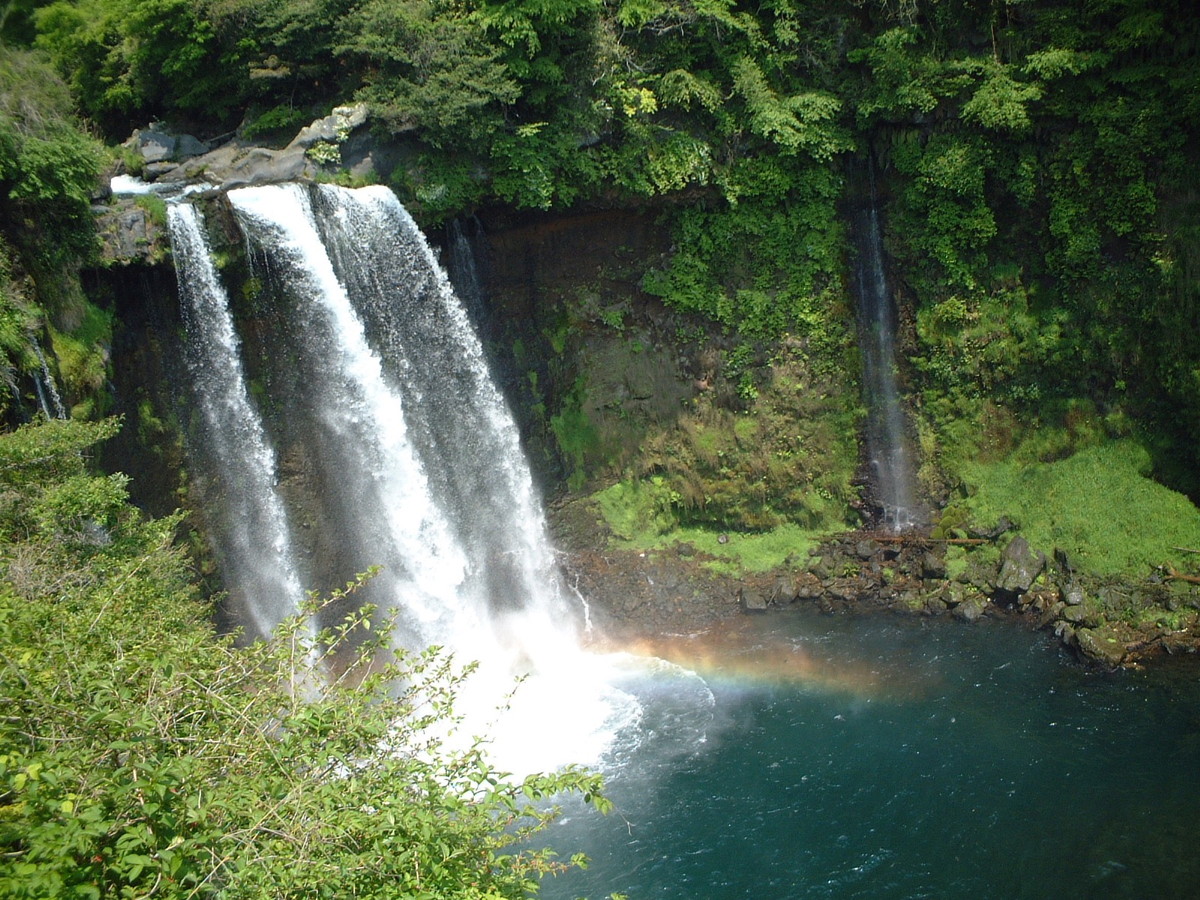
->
553, 503, 1200, 670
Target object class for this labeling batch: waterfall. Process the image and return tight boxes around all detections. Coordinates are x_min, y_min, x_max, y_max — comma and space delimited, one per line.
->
227, 184, 572, 647
172, 182, 639, 773
854, 197, 921, 532
30, 338, 66, 419
167, 203, 307, 637
31, 367, 52, 419
444, 216, 490, 329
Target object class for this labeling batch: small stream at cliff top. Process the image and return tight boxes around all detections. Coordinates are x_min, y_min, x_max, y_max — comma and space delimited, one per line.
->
542, 610, 1200, 900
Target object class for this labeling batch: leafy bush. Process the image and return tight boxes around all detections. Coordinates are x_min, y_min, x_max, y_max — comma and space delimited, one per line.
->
0, 419, 608, 898
33, 0, 245, 132
643, 160, 845, 342
0, 49, 104, 270
241, 104, 312, 140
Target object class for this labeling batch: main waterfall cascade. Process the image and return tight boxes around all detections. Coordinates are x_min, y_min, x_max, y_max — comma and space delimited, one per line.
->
229, 184, 563, 644
853, 197, 922, 532
172, 182, 677, 774
168, 203, 307, 637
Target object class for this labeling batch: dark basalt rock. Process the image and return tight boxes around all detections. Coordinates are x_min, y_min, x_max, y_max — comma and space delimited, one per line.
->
995, 536, 1047, 599
826, 577, 864, 603
95, 202, 170, 264
1061, 604, 1090, 625
112, 105, 373, 199
740, 587, 770, 612
1075, 627, 1129, 668
953, 596, 988, 622
794, 571, 824, 600
969, 516, 1014, 540
125, 127, 210, 164
767, 575, 796, 605
854, 539, 880, 560
921, 551, 947, 579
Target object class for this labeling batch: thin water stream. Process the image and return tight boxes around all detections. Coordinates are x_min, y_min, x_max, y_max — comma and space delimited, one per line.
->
854, 195, 921, 532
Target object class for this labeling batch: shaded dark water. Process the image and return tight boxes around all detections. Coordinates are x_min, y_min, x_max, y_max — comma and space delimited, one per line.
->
543, 612, 1200, 899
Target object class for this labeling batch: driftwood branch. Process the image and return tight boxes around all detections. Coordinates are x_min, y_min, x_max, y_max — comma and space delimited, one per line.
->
869, 535, 990, 546
1164, 564, 1200, 585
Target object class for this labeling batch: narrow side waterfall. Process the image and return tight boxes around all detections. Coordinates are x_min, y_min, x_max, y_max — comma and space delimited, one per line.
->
168, 203, 307, 636
854, 199, 921, 531
171, 183, 644, 773
444, 216, 490, 328
31, 338, 67, 420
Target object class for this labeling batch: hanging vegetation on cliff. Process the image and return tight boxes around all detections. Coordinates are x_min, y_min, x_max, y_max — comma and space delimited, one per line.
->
4, 0, 1200, 544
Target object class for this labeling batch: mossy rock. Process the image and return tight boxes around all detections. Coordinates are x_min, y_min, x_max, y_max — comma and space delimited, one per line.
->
1075, 625, 1130, 668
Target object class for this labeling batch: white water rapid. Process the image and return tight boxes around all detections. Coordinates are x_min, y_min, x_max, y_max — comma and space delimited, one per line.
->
30, 338, 67, 420
170, 182, 665, 775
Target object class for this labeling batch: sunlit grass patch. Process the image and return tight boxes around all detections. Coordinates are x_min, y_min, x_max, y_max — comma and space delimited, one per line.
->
594, 477, 822, 574
960, 440, 1200, 578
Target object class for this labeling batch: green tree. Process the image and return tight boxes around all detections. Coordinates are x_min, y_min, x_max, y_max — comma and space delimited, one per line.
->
0, 48, 107, 422
0, 48, 104, 261
337, 0, 518, 144
0, 0, 52, 44
34, 0, 245, 133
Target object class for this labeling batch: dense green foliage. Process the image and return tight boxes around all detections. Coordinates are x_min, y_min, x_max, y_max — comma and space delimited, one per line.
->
0, 47, 109, 420
954, 439, 1200, 579
13, 1, 1199, 449
0, 0, 1196, 552
857, 0, 1200, 503
0, 419, 608, 898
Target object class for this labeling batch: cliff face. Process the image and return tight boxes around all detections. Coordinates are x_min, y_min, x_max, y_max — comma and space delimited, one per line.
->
90, 112, 1200, 670
464, 205, 694, 485
94, 262, 186, 516
98, 186, 713, 507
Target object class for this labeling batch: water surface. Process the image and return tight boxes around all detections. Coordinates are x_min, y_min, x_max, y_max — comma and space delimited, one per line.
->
544, 611, 1200, 899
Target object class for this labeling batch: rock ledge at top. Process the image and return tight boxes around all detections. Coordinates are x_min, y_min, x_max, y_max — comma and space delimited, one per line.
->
98, 105, 387, 264
126, 104, 374, 192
